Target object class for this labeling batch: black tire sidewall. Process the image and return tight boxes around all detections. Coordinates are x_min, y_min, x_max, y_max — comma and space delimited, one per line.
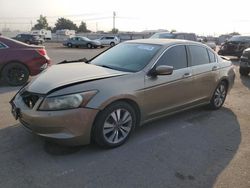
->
87, 43, 92, 49
239, 67, 249, 76
67, 43, 72, 48
93, 102, 136, 148
2, 63, 29, 86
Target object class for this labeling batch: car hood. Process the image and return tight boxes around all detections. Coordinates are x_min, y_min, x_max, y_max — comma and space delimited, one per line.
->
27, 63, 129, 94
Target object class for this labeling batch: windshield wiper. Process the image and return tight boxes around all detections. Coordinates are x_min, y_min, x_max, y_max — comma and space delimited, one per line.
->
58, 57, 88, 64
97, 64, 116, 70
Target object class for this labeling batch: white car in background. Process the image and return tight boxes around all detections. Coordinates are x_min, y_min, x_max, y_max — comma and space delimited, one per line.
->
96, 36, 120, 46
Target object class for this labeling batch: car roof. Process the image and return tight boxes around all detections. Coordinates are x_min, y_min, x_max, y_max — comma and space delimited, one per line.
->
124, 38, 203, 47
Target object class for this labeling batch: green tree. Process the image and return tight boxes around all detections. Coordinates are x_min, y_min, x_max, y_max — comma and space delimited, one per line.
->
32, 15, 49, 30
78, 21, 90, 33
229, 32, 240, 36
111, 28, 119, 34
53, 18, 78, 32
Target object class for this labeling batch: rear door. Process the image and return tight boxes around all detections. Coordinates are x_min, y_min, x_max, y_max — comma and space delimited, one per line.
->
188, 45, 220, 101
144, 45, 195, 119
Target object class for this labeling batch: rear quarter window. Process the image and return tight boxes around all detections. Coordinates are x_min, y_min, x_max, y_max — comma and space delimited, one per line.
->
207, 49, 216, 62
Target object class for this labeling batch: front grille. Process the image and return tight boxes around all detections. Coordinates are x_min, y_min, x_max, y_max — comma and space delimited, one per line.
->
20, 91, 40, 109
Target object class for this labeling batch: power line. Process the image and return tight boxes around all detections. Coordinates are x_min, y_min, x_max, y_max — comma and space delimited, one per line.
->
0, 12, 109, 20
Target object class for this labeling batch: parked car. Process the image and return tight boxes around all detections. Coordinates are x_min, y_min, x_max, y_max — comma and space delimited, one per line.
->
10, 39, 235, 148
198, 38, 217, 51
239, 48, 250, 76
63, 36, 102, 48
13, 34, 44, 45
0, 36, 50, 86
218, 35, 250, 58
150, 32, 197, 41
96, 36, 120, 46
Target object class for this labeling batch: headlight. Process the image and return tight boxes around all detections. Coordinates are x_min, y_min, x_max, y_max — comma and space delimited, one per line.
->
39, 90, 98, 111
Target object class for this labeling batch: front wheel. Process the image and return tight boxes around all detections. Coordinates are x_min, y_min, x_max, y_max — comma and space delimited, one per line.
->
87, 43, 92, 49
209, 81, 228, 110
93, 102, 136, 148
110, 42, 115, 47
1, 63, 29, 86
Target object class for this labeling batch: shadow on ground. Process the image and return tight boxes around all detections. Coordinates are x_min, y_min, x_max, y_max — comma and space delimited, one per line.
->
0, 107, 241, 188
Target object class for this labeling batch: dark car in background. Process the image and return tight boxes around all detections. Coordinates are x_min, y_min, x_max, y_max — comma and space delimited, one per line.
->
150, 32, 197, 41
0, 36, 50, 86
239, 48, 250, 76
218, 35, 250, 58
13, 34, 44, 45
63, 36, 102, 48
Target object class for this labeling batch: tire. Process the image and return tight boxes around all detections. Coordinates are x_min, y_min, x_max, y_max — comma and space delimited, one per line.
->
209, 81, 228, 110
93, 101, 136, 148
87, 43, 92, 49
1, 63, 29, 86
67, 43, 72, 48
110, 42, 115, 47
239, 67, 249, 76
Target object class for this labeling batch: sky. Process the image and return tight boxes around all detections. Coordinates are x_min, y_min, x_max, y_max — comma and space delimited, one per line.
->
0, 0, 250, 36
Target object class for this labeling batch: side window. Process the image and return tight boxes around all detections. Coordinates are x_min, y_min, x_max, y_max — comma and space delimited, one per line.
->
157, 45, 188, 70
16, 35, 21, 38
189, 45, 210, 66
0, 42, 7, 49
175, 34, 185, 39
207, 49, 216, 63
185, 34, 196, 41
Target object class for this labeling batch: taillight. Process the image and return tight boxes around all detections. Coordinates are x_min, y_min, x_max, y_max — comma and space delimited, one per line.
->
37, 49, 47, 56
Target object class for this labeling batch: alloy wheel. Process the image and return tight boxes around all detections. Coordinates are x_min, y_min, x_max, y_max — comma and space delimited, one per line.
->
214, 84, 227, 107
103, 108, 132, 144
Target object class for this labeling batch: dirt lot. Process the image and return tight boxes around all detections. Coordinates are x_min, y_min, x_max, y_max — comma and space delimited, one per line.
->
0, 43, 249, 188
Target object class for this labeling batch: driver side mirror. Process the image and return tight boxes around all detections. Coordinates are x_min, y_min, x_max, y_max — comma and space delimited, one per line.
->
148, 65, 174, 77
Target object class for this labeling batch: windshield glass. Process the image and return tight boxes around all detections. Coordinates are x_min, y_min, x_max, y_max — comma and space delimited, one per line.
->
150, 33, 174, 39
229, 36, 241, 42
91, 43, 161, 72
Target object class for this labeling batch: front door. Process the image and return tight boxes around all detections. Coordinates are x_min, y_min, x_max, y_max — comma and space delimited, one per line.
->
143, 45, 195, 120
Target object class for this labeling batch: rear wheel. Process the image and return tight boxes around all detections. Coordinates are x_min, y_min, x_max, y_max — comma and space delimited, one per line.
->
209, 81, 228, 110
239, 67, 249, 76
93, 102, 136, 148
67, 43, 72, 48
87, 43, 92, 49
1, 63, 29, 86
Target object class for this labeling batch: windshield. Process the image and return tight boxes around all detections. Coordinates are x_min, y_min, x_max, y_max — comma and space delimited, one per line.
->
229, 36, 250, 42
150, 33, 175, 39
91, 43, 161, 72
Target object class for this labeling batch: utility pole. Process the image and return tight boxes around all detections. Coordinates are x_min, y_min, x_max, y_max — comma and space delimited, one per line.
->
113, 11, 116, 31
96, 22, 98, 32
30, 21, 33, 31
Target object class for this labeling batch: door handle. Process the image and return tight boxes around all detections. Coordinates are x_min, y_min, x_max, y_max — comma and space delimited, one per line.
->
183, 72, 192, 78
212, 66, 219, 71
